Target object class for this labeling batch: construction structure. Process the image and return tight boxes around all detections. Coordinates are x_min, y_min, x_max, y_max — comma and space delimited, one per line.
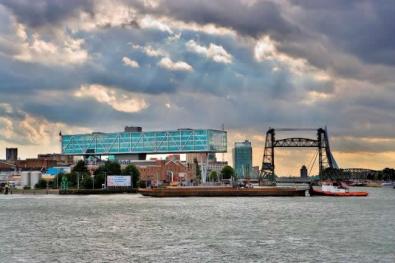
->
260, 128, 338, 182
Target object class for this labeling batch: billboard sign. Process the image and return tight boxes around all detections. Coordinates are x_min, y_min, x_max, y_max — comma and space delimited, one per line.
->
107, 176, 131, 187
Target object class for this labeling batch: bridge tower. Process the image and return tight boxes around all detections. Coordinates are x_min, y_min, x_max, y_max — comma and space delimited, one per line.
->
260, 128, 338, 182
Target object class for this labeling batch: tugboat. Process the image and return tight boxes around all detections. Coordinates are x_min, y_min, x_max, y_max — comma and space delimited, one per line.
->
309, 181, 368, 197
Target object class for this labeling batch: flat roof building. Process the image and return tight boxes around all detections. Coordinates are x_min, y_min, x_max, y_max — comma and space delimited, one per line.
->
62, 128, 227, 156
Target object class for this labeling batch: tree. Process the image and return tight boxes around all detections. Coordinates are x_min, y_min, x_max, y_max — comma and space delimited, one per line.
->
53, 173, 64, 189
70, 161, 90, 188
382, 168, 395, 181
193, 158, 201, 182
221, 166, 235, 180
62, 173, 77, 187
321, 168, 343, 180
122, 164, 140, 188
95, 161, 121, 175
92, 161, 122, 189
35, 179, 48, 189
209, 171, 218, 182
81, 175, 93, 189
72, 160, 88, 174
94, 173, 105, 189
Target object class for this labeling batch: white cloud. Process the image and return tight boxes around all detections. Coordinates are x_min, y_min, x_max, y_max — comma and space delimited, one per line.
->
0, 103, 13, 114
13, 24, 88, 66
131, 44, 168, 57
74, 84, 149, 113
71, 3, 138, 32
68, 2, 236, 39
122, 56, 139, 68
140, 0, 160, 8
158, 57, 193, 72
186, 40, 233, 64
254, 35, 325, 77
140, 15, 173, 34
0, 112, 84, 146
0, 117, 14, 140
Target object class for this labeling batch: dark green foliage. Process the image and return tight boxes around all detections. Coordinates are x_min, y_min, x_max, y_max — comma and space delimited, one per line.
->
382, 168, 395, 180
221, 165, 235, 180
94, 173, 105, 189
193, 158, 201, 182
81, 175, 93, 189
95, 161, 121, 175
122, 164, 140, 188
72, 160, 88, 173
52, 173, 64, 189
209, 171, 218, 182
321, 168, 343, 180
65, 172, 78, 187
92, 161, 122, 189
35, 179, 48, 189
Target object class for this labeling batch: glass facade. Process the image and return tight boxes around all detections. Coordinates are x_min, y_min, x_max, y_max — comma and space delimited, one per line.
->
233, 140, 252, 178
62, 129, 227, 155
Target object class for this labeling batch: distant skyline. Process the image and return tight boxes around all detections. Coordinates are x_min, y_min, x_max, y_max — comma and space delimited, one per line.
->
0, 1, 395, 175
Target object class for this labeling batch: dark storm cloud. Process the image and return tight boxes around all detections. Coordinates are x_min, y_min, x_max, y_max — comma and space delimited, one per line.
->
137, 0, 395, 77
144, 0, 299, 39
292, 0, 395, 66
0, 57, 83, 94
1, 0, 93, 28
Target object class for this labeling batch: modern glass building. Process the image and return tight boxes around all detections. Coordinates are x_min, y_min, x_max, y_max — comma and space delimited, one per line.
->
233, 140, 252, 178
61, 129, 227, 156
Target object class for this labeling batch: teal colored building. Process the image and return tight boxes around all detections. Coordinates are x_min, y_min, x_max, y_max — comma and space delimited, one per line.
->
233, 140, 252, 178
61, 128, 227, 156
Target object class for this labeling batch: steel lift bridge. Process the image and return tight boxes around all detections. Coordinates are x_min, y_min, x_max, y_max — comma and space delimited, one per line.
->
260, 128, 338, 182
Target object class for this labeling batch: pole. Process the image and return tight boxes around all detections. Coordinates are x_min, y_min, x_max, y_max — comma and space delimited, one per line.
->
77, 172, 80, 190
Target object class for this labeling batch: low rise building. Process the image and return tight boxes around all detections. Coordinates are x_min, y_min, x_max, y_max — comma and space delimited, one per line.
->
37, 154, 74, 165
133, 160, 195, 186
207, 161, 228, 177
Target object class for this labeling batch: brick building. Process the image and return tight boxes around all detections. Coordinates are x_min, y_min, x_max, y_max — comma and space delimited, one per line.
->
136, 160, 195, 186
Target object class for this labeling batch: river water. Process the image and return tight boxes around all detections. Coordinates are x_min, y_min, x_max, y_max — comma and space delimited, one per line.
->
0, 188, 394, 263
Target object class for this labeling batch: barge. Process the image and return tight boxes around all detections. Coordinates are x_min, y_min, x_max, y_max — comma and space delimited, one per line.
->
138, 186, 306, 197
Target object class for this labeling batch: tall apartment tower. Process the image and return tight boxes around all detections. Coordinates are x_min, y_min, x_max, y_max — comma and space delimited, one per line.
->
233, 140, 252, 178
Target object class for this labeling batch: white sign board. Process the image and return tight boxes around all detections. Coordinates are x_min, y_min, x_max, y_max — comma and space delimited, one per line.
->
107, 176, 131, 187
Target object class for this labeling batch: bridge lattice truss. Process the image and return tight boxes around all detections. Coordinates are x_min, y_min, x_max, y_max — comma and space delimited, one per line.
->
260, 128, 338, 181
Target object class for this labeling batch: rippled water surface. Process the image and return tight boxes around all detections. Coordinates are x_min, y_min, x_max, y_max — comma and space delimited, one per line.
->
0, 188, 394, 262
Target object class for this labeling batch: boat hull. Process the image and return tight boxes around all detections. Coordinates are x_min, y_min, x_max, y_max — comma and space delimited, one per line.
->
309, 189, 368, 197
138, 187, 306, 197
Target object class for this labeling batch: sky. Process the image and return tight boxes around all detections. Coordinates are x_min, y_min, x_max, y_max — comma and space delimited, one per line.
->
0, 0, 394, 175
